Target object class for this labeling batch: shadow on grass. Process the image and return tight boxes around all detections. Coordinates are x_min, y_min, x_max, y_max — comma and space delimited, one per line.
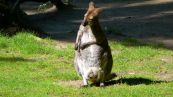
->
103, 77, 169, 86
0, 57, 35, 62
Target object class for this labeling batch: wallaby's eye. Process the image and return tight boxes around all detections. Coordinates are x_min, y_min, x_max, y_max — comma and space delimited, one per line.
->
89, 16, 93, 20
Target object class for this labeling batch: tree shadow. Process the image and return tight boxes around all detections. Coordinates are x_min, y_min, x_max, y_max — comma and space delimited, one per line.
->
103, 77, 168, 87
19, 1, 173, 50
20, 3, 86, 41
100, 0, 173, 50
0, 57, 35, 62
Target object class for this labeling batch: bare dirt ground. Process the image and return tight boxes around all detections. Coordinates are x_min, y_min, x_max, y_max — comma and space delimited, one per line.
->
21, 0, 173, 50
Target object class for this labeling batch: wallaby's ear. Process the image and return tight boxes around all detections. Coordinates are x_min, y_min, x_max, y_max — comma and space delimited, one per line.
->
95, 8, 102, 14
93, 8, 103, 16
89, 1, 95, 10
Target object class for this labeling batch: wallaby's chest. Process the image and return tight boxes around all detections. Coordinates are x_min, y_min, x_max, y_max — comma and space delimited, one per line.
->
81, 26, 96, 44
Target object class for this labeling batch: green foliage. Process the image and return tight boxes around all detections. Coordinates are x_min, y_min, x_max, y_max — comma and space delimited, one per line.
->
38, 1, 53, 12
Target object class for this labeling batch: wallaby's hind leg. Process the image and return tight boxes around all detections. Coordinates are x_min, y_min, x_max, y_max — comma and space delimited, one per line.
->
98, 70, 105, 87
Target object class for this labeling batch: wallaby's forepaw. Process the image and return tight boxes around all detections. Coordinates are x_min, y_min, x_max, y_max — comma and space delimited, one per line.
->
80, 44, 86, 50
80, 44, 90, 50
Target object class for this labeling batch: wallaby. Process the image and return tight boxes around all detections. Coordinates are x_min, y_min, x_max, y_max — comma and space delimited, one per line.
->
74, 1, 116, 87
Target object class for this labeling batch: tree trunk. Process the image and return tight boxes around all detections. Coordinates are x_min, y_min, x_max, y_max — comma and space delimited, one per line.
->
0, 0, 68, 35
0, 0, 44, 35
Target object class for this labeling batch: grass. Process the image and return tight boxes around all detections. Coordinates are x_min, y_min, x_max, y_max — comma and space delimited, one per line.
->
0, 32, 173, 97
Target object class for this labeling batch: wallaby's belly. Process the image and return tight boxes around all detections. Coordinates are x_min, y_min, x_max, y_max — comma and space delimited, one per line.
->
79, 26, 102, 67
80, 44, 103, 67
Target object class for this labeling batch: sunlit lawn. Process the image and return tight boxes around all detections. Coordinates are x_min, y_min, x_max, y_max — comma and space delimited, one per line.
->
0, 33, 173, 97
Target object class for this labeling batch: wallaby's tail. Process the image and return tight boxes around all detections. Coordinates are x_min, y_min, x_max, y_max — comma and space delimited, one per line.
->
106, 73, 117, 81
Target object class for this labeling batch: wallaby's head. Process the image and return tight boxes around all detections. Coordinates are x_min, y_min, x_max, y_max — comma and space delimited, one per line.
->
82, 1, 102, 26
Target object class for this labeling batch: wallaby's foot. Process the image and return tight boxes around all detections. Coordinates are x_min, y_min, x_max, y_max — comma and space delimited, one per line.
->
83, 77, 88, 86
100, 82, 105, 87
92, 82, 105, 87
81, 78, 90, 88
93, 82, 105, 87
80, 84, 89, 88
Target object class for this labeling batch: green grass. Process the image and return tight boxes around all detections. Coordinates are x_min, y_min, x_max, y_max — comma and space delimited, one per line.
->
0, 32, 173, 97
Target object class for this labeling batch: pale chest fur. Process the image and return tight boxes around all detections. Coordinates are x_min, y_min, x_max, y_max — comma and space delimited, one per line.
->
81, 26, 96, 45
